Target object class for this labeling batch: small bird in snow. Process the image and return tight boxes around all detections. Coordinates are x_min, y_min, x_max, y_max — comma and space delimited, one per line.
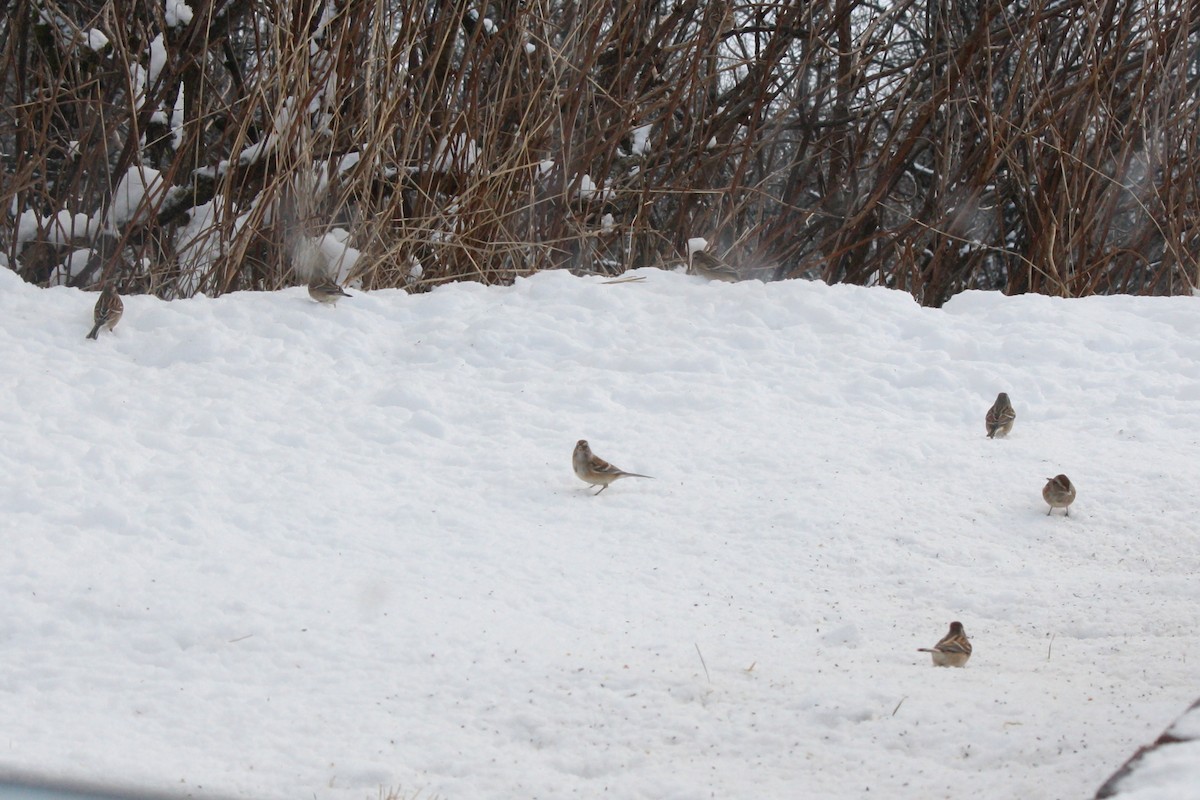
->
688, 250, 741, 283
573, 440, 653, 495
1042, 474, 1076, 516
86, 284, 124, 340
918, 621, 972, 667
985, 392, 1016, 438
687, 249, 741, 283
308, 274, 352, 305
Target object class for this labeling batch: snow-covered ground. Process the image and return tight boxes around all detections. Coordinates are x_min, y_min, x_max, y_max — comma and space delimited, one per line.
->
0, 266, 1197, 799
1098, 698, 1200, 799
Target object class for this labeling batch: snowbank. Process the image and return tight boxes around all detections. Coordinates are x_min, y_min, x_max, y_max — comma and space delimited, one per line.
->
0, 267, 1197, 799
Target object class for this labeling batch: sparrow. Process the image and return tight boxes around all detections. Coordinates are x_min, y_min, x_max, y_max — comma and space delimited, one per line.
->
918, 621, 972, 667
985, 392, 1016, 438
1043, 474, 1076, 516
572, 440, 652, 495
688, 250, 740, 282
308, 274, 352, 305
86, 284, 124, 339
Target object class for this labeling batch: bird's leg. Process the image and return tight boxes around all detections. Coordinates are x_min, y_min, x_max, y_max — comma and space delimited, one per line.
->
594, 485, 608, 495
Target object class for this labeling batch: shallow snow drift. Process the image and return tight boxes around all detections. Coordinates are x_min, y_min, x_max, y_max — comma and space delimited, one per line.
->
0, 267, 1197, 799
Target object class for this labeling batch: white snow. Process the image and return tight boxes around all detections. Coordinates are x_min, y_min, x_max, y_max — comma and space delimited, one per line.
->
169, 87, 185, 150
49, 247, 95, 286
317, 152, 362, 192
314, 230, 361, 284
631, 124, 653, 155
1168, 705, 1200, 740
85, 28, 109, 53
220, 101, 297, 172
107, 166, 167, 231
129, 63, 150, 112
148, 34, 167, 87
431, 135, 479, 174
575, 174, 613, 201
174, 198, 230, 296
165, 0, 194, 28
1100, 700, 1200, 799
15, 210, 97, 251
0, 267, 1197, 800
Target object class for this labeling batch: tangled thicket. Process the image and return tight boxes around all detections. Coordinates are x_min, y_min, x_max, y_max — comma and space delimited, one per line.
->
2, 0, 1198, 305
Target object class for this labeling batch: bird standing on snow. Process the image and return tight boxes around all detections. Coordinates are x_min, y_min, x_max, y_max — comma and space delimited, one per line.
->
985, 392, 1016, 438
688, 249, 741, 283
918, 621, 972, 667
573, 440, 653, 495
86, 284, 124, 340
308, 274, 352, 305
1043, 474, 1076, 516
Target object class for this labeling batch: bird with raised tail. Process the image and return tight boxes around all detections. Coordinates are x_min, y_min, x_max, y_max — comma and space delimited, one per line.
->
918, 621, 972, 667
572, 440, 653, 495
86, 285, 124, 340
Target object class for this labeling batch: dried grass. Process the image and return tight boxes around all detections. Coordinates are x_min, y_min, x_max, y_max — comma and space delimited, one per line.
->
1, 0, 1196, 305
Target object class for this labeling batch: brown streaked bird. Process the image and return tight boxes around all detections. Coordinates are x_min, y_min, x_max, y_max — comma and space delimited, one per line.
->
917, 621, 972, 667
1043, 474, 1076, 516
572, 439, 653, 495
308, 274, 352, 305
985, 392, 1016, 438
86, 285, 124, 340
687, 249, 740, 283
